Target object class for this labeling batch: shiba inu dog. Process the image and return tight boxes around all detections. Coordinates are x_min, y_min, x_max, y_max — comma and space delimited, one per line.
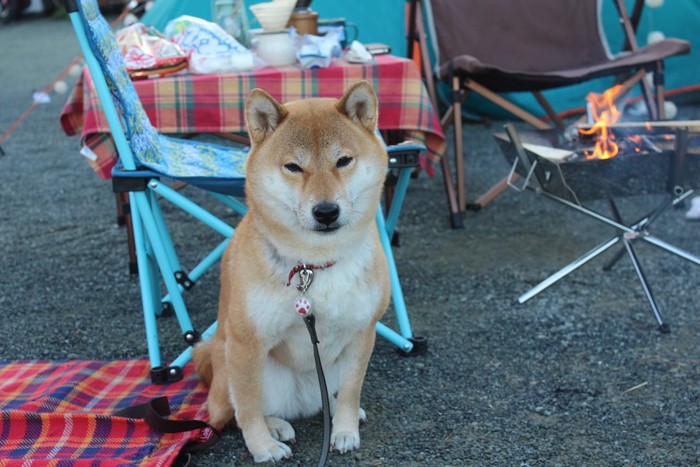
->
193, 81, 391, 463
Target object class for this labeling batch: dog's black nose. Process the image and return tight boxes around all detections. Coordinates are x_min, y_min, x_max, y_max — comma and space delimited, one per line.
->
312, 202, 340, 226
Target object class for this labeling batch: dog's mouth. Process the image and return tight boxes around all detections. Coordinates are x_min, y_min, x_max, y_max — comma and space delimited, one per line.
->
313, 224, 341, 234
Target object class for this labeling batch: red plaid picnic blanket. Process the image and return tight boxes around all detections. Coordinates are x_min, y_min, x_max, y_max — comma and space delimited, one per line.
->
0, 360, 213, 466
60, 55, 446, 179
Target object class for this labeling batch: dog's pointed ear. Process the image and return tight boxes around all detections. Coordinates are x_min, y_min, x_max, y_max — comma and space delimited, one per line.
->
336, 81, 378, 133
245, 89, 289, 145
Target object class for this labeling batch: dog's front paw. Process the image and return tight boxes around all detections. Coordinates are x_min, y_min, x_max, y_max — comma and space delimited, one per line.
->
331, 430, 360, 454
265, 416, 295, 442
249, 439, 292, 463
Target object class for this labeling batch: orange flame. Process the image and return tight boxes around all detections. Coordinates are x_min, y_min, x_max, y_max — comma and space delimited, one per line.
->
628, 135, 642, 153
579, 85, 623, 159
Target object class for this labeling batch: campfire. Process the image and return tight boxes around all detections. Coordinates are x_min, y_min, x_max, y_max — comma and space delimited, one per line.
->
493, 87, 700, 203
492, 86, 700, 334
574, 85, 693, 161
579, 84, 623, 159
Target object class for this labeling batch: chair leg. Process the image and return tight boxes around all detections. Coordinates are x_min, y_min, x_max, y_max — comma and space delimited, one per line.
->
128, 186, 240, 381
375, 207, 427, 355
452, 76, 467, 212
473, 177, 516, 207
132, 192, 196, 341
447, 78, 543, 212
136, 206, 164, 320
614, 0, 660, 121
116, 192, 138, 274
533, 91, 565, 130
147, 190, 184, 282
115, 192, 126, 226
654, 61, 666, 120
621, 0, 645, 51
601, 68, 657, 123
130, 193, 164, 371
411, 2, 462, 228
439, 151, 464, 228
145, 182, 237, 325
414, 3, 439, 112
435, 102, 463, 227
448, 79, 555, 211
639, 68, 659, 120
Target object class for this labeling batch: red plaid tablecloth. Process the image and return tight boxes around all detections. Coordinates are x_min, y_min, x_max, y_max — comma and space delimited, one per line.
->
0, 360, 211, 466
60, 55, 446, 179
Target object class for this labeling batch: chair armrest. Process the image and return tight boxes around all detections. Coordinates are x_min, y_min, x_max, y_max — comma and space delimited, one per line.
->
386, 142, 424, 169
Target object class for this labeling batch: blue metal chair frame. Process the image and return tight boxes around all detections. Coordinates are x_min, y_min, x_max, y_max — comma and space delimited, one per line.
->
65, 0, 426, 384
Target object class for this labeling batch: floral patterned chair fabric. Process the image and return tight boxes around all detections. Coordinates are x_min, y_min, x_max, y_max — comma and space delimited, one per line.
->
78, 0, 248, 181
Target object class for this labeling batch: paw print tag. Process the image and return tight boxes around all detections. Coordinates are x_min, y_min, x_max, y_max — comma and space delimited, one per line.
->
294, 295, 312, 316
293, 267, 314, 316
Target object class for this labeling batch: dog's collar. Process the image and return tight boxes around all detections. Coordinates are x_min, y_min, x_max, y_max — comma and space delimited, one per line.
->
286, 261, 336, 286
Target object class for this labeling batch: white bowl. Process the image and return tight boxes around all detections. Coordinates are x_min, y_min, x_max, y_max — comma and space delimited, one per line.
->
255, 31, 297, 66
250, 1, 295, 31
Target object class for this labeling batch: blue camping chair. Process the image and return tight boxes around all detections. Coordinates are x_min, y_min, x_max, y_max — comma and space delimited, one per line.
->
64, 0, 426, 384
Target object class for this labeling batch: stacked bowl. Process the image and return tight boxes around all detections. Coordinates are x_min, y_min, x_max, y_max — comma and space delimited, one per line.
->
249, 0, 296, 32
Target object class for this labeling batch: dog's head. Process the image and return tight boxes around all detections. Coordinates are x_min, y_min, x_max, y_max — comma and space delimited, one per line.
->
243, 81, 387, 250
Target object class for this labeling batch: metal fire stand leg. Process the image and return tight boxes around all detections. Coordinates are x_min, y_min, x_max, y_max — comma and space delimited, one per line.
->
608, 198, 669, 332
517, 236, 620, 303
603, 195, 674, 271
518, 191, 700, 331
620, 233, 669, 332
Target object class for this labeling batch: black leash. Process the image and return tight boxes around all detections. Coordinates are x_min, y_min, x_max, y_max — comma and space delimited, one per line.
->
303, 314, 331, 467
290, 263, 333, 466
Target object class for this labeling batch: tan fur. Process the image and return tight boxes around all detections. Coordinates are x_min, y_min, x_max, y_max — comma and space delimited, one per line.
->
192, 339, 213, 386
193, 81, 391, 463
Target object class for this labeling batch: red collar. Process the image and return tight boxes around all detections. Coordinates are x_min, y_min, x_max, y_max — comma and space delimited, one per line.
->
286, 261, 336, 286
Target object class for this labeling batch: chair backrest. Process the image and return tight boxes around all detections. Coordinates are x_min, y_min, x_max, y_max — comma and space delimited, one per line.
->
428, 0, 611, 73
75, 0, 162, 167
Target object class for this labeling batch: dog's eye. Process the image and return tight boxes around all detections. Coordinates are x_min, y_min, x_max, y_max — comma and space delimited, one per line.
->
336, 156, 353, 168
284, 163, 303, 173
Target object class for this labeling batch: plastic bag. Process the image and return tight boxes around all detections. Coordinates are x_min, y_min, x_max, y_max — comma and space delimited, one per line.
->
294, 28, 342, 69
164, 15, 258, 74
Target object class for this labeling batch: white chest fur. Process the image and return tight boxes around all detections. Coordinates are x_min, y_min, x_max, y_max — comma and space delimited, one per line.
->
244, 249, 384, 420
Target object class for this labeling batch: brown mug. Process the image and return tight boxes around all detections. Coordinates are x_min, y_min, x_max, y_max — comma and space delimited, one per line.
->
288, 8, 319, 35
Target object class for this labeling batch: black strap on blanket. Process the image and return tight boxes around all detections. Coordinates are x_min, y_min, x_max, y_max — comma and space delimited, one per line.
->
113, 318, 330, 466
114, 396, 221, 453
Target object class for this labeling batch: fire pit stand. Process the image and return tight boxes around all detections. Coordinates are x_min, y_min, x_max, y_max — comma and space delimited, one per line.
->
498, 123, 700, 332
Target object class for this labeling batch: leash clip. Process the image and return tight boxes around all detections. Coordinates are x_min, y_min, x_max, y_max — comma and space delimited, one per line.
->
296, 267, 314, 293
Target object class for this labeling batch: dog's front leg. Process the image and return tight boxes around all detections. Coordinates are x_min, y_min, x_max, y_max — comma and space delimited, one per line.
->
331, 324, 377, 453
224, 336, 292, 463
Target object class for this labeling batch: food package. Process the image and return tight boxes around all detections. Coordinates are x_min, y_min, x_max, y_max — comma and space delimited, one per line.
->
116, 23, 189, 79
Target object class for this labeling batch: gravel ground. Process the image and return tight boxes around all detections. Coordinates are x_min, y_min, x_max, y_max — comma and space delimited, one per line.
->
2, 13, 700, 467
